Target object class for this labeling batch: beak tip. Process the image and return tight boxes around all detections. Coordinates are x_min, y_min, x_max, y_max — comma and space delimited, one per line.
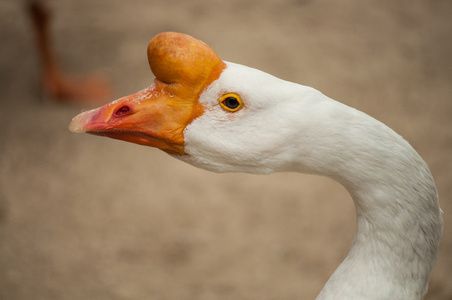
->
69, 111, 91, 133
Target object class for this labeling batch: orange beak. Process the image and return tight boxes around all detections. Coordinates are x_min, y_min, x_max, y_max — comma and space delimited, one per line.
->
69, 32, 226, 155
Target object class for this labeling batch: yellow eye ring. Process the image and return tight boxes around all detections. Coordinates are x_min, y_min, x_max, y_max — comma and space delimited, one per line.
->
219, 93, 243, 112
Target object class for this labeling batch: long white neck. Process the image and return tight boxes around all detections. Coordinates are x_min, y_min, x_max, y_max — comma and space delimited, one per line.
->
287, 95, 443, 300
317, 156, 442, 299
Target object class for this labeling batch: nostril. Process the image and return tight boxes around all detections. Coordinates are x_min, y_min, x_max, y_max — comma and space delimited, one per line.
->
114, 105, 131, 117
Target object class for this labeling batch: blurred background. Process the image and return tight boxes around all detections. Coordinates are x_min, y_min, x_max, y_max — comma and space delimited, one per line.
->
0, 0, 451, 299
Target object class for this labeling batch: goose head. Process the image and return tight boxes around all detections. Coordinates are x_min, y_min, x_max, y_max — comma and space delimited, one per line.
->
70, 32, 333, 175
69, 32, 443, 299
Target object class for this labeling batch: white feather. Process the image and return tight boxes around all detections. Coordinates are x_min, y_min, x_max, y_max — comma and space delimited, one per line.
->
178, 62, 442, 300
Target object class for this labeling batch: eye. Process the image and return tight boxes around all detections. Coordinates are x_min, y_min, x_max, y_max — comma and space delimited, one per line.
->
219, 93, 243, 112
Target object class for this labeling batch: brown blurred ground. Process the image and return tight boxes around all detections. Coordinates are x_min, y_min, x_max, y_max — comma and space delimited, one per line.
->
0, 0, 451, 299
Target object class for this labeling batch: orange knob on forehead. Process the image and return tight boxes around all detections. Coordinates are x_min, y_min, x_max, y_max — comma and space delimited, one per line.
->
147, 32, 226, 89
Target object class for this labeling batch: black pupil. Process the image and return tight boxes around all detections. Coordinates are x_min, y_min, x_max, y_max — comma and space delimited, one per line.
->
224, 97, 239, 109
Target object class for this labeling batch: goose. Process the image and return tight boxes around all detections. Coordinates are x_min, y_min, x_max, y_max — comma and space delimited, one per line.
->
69, 32, 443, 300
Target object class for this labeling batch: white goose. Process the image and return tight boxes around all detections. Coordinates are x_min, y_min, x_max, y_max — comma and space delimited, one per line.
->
70, 32, 443, 300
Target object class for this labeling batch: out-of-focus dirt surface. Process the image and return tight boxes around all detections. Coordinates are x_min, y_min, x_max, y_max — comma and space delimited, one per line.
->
1, 0, 451, 299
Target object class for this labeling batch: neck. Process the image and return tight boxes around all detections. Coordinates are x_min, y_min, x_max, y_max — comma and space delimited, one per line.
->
292, 97, 443, 300
318, 171, 442, 299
